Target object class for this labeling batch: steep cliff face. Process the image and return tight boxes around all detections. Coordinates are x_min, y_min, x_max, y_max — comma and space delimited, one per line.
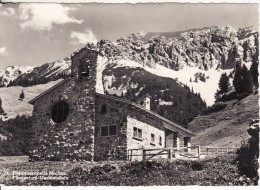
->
118, 26, 258, 71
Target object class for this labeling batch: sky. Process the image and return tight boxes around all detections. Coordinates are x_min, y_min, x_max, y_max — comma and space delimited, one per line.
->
0, 3, 258, 69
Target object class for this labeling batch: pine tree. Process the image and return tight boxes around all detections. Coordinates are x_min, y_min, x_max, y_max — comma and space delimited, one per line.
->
173, 98, 179, 107
233, 62, 243, 94
187, 90, 191, 99
188, 105, 192, 113
219, 73, 230, 94
179, 96, 183, 104
0, 97, 4, 114
19, 90, 25, 100
214, 89, 220, 100
250, 51, 259, 88
240, 65, 254, 94
215, 72, 230, 101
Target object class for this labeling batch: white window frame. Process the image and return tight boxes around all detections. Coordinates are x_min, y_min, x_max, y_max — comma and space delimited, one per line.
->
133, 127, 142, 140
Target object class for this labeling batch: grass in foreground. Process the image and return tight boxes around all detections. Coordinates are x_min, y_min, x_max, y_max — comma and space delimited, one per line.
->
0, 154, 257, 186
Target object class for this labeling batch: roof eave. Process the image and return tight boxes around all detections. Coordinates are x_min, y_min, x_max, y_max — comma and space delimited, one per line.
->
28, 78, 71, 105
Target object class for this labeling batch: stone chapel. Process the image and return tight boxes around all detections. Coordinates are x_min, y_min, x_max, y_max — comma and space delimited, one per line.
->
29, 47, 194, 161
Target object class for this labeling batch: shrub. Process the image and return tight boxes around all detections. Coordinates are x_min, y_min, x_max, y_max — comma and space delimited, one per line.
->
218, 91, 237, 102
236, 92, 251, 100
202, 102, 227, 115
68, 164, 118, 186
2, 154, 258, 186
65, 156, 259, 186
68, 167, 89, 185
191, 161, 203, 171
235, 139, 259, 180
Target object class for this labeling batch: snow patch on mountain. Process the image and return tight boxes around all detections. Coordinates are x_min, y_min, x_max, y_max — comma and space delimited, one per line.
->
0, 66, 33, 86
136, 31, 147, 37
146, 63, 233, 106
41, 59, 71, 78
110, 58, 233, 106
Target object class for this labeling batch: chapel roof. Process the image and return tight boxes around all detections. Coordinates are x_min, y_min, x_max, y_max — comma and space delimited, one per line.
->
28, 78, 71, 105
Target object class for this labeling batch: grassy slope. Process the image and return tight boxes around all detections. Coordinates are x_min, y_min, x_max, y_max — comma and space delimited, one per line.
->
0, 80, 62, 119
189, 93, 259, 147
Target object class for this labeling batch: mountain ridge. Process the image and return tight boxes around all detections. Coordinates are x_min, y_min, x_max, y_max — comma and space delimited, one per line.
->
0, 25, 258, 106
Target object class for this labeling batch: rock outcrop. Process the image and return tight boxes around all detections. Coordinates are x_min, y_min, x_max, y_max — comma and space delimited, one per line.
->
121, 26, 258, 71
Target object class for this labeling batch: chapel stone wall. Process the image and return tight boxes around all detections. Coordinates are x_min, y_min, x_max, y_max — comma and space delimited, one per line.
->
30, 48, 99, 161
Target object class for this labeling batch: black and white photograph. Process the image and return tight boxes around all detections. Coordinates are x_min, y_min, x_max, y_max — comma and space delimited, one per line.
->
0, 0, 259, 187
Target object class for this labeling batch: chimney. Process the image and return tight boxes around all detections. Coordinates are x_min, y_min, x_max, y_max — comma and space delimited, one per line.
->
137, 95, 151, 110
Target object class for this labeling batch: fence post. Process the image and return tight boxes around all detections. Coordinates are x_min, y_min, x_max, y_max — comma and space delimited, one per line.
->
142, 149, 146, 161
207, 148, 209, 155
168, 147, 173, 159
196, 145, 200, 158
130, 150, 133, 161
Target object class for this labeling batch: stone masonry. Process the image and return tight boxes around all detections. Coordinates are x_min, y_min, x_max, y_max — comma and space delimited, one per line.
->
29, 48, 98, 161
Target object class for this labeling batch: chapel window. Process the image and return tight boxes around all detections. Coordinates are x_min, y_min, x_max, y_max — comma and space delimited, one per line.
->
100, 125, 117, 137
51, 101, 69, 123
78, 60, 90, 79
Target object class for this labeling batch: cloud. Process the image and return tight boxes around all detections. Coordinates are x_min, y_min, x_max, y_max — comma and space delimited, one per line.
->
0, 7, 15, 16
70, 29, 98, 44
0, 47, 8, 56
19, 4, 83, 31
